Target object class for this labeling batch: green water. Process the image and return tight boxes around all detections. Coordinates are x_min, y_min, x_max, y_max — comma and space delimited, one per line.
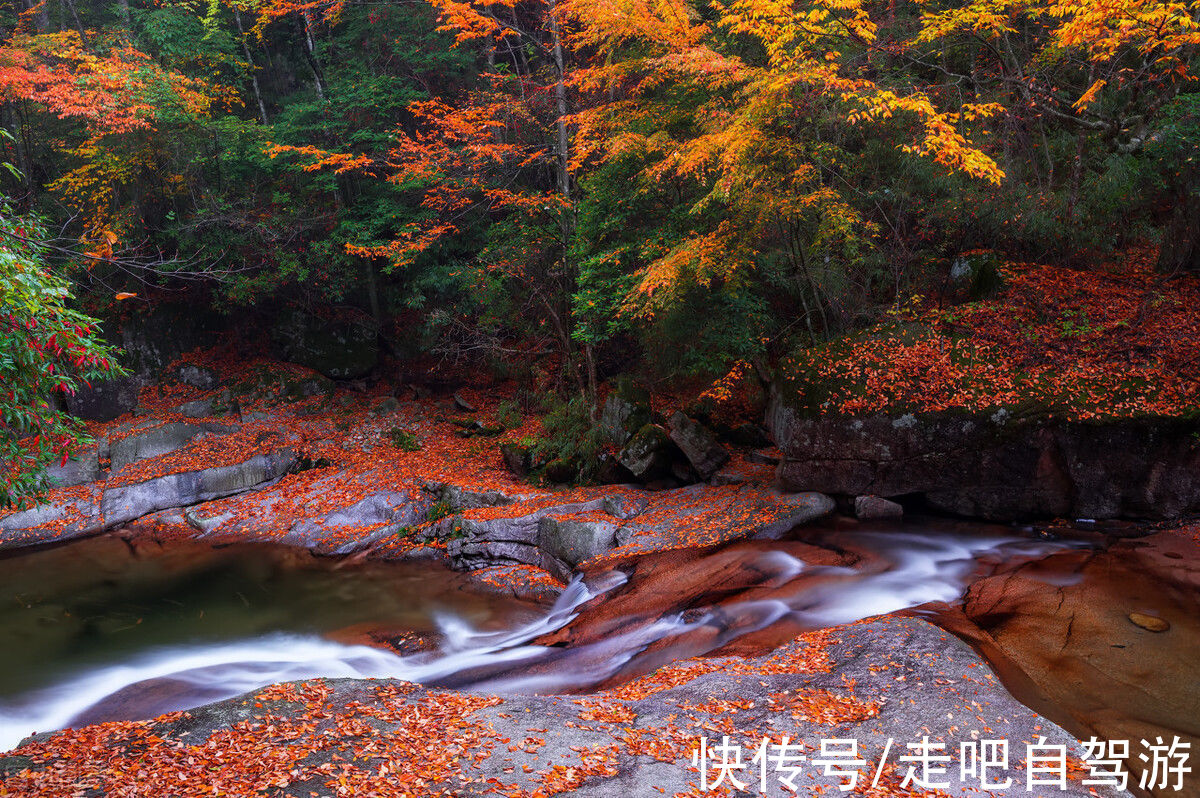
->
0, 533, 540, 701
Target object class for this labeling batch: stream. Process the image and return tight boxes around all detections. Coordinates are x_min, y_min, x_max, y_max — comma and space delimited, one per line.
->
0, 519, 1192, 767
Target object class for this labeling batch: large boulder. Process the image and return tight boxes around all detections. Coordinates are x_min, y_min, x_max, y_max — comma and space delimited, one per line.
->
666, 411, 729, 480
854, 494, 904, 520
618, 424, 674, 480
119, 304, 222, 377
538, 515, 627, 578
175, 363, 219, 390
445, 498, 610, 571
499, 443, 532, 477
767, 393, 1200, 521
272, 309, 378, 380
66, 303, 226, 421
599, 380, 651, 446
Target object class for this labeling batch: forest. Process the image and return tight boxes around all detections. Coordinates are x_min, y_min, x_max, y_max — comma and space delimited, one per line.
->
2, 0, 1198, 438
0, 1, 1198, 796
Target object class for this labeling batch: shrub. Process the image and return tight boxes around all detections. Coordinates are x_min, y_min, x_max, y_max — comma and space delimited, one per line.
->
387, 427, 421, 451
530, 395, 606, 484
0, 209, 125, 509
426, 497, 455, 522
496, 399, 522, 430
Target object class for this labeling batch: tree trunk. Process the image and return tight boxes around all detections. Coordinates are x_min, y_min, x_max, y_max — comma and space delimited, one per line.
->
63, 0, 88, 45
298, 13, 326, 100
234, 8, 270, 124
548, 0, 571, 201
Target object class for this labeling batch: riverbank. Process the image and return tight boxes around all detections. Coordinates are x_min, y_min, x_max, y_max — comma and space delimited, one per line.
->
0, 614, 1131, 798
0, 359, 1195, 795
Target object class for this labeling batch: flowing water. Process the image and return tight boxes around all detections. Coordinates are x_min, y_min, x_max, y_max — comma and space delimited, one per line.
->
0, 520, 1092, 752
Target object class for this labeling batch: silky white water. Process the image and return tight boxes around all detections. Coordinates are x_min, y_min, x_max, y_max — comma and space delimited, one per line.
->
0, 527, 1076, 752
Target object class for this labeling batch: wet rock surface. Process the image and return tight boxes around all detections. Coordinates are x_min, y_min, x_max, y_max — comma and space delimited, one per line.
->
0, 618, 1129, 797
767, 397, 1200, 521
937, 528, 1200, 794
0, 371, 1194, 797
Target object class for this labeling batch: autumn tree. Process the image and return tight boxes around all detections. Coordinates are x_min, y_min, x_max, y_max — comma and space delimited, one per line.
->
270, 0, 602, 397
0, 27, 224, 259
1, 0, 1196, 403
557, 0, 1008, 373
911, 0, 1200, 250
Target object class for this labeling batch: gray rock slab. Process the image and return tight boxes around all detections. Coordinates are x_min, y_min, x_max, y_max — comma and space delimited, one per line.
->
100, 449, 295, 527
4, 617, 1129, 797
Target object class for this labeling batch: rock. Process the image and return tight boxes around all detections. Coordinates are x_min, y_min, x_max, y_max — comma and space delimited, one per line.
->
175, 363, 218, 390
949, 249, 1004, 300
65, 376, 141, 421
710, 465, 750, 486
954, 529, 1199, 791
272, 309, 378, 380
182, 507, 232, 533
767, 393, 1200, 521
1128, 612, 1170, 632
100, 449, 296, 527
747, 449, 781, 466
109, 422, 237, 473
17, 617, 1120, 798
370, 397, 399, 416
452, 391, 476, 412
0, 491, 100, 538
599, 379, 651, 446
618, 423, 674, 480
446, 498, 611, 571
542, 459, 576, 484
435, 484, 537, 510
499, 443, 532, 477
666, 411, 729, 480
597, 486, 834, 561
232, 366, 333, 406
595, 452, 634, 485
295, 377, 334, 398
281, 488, 429, 554
168, 469, 433, 556
538, 516, 625, 577
119, 304, 221, 377
854, 494, 904, 520
601, 492, 648, 519
669, 459, 695, 484
46, 447, 101, 487
174, 399, 215, 419
451, 418, 503, 437
727, 422, 772, 447
0, 755, 32, 780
